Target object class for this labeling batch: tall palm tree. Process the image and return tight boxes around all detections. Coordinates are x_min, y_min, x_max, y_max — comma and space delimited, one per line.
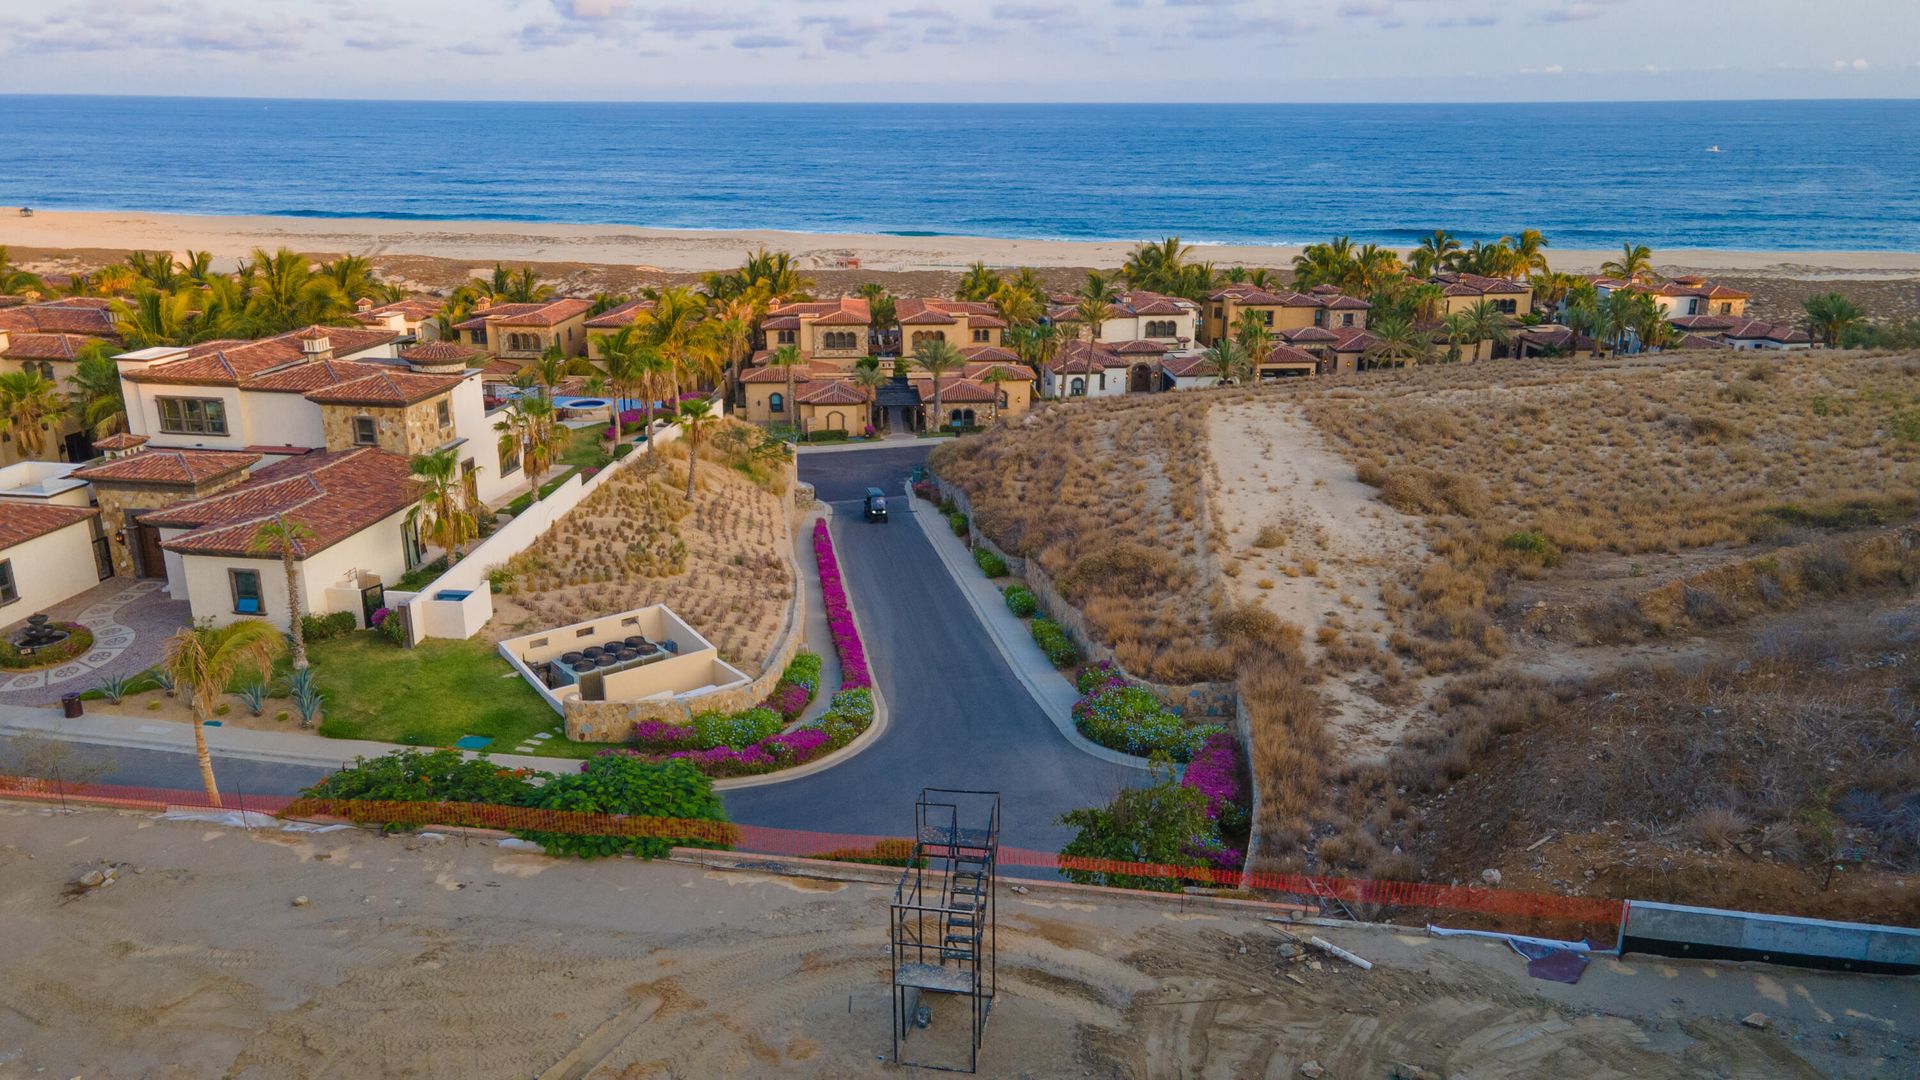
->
1007, 323, 1063, 387
127, 251, 180, 290
183, 249, 215, 285
0, 371, 65, 459
738, 248, 815, 303
768, 343, 805, 432
956, 262, 1002, 302
1440, 312, 1474, 363
1460, 300, 1510, 361
532, 342, 592, 398
991, 282, 1041, 327
1231, 308, 1273, 374
1409, 230, 1460, 278
979, 365, 1014, 422
1510, 229, 1550, 279
1363, 312, 1430, 370
852, 363, 888, 430
1348, 244, 1403, 298
246, 247, 350, 333
1600, 289, 1645, 354
248, 518, 317, 670
1802, 293, 1864, 348
1565, 299, 1605, 359
636, 285, 720, 404
1204, 339, 1249, 385
68, 344, 127, 437
914, 338, 966, 433
0, 246, 48, 296
1404, 282, 1446, 324
165, 620, 285, 805
409, 447, 479, 563
1291, 238, 1356, 290
1599, 242, 1656, 284
711, 293, 761, 401
321, 254, 384, 302
1122, 237, 1193, 295
491, 264, 553, 303
673, 399, 718, 500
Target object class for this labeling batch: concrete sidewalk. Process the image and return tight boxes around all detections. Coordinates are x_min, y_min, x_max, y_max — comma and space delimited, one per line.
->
904, 482, 1148, 770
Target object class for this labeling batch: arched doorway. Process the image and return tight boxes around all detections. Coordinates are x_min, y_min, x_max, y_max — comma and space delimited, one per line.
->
1128, 363, 1155, 393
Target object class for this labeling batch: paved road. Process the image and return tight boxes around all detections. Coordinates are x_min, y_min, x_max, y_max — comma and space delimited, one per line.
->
0, 735, 331, 796
725, 445, 1141, 857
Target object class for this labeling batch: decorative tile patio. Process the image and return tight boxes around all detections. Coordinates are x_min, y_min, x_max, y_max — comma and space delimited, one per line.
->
0, 580, 193, 705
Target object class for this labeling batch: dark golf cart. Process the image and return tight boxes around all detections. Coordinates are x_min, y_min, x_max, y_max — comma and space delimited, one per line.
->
865, 487, 889, 522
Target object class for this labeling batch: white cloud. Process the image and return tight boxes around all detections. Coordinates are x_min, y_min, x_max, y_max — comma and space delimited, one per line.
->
1832, 57, 1869, 71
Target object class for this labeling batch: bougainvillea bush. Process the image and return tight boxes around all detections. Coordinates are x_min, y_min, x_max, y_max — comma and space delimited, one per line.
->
1073, 683, 1220, 763
814, 520, 870, 690
763, 650, 822, 721
1179, 731, 1250, 872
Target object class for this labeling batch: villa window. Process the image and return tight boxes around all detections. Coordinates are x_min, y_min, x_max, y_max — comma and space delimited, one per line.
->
972, 329, 990, 343
229, 569, 263, 616
353, 416, 378, 446
1069, 377, 1086, 397
1313, 310, 1326, 327
1262, 311, 1273, 326
769, 392, 785, 414
997, 390, 1008, 408
157, 396, 229, 436
471, 328, 488, 346
777, 330, 797, 345
1341, 313, 1355, 327
0, 559, 16, 605
1212, 307, 1223, 320
1495, 299, 1517, 314
436, 399, 451, 428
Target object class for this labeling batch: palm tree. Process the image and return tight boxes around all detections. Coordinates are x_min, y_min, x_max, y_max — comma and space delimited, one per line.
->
183, 250, 216, 285
991, 282, 1041, 327
852, 363, 888, 429
1348, 244, 1403, 298
1600, 242, 1656, 284
165, 620, 285, 805
1511, 229, 1550, 279
1409, 230, 1461, 278
113, 287, 197, 347
409, 446, 479, 563
1363, 312, 1430, 369
0, 246, 48, 296
68, 343, 127, 437
248, 518, 317, 670
1291, 238, 1356, 290
1007, 323, 1063, 386
246, 247, 350, 334
636, 285, 720, 404
768, 343, 805, 432
1600, 290, 1645, 354
979, 365, 1015, 422
914, 338, 966, 433
957, 262, 1002, 302
495, 396, 565, 498
712, 293, 761, 402
1231, 309, 1273, 374
1802, 293, 1864, 348
1122, 237, 1194, 295
738, 248, 815, 303
1440, 312, 1473, 363
532, 342, 591, 398
1204, 339, 1249, 385
0, 371, 65, 459
491, 264, 553, 303
1460, 300, 1510, 361
1565, 299, 1605, 359
673, 399, 718, 501
126, 251, 180, 290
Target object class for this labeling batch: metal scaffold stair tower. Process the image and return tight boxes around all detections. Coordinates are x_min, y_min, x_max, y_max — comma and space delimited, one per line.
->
890, 788, 1001, 1073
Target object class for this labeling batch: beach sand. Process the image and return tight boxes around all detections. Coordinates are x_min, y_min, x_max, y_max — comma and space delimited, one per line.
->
6, 207, 1920, 278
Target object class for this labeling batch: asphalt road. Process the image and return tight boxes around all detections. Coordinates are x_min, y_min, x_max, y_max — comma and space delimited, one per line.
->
724, 444, 1142, 857
0, 735, 331, 796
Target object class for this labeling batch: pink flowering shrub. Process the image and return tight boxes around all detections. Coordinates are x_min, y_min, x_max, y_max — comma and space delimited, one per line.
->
814, 520, 871, 690
1180, 732, 1245, 823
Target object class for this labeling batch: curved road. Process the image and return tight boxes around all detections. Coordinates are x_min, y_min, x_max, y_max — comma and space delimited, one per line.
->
724, 445, 1140, 855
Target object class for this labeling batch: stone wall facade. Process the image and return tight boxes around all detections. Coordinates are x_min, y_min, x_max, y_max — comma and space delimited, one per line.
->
320, 396, 455, 456
96, 477, 245, 578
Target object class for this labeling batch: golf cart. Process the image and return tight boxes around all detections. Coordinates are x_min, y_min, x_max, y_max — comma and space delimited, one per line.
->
864, 486, 889, 522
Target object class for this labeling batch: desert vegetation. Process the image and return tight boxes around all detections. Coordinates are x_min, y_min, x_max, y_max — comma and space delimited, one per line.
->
488, 422, 792, 674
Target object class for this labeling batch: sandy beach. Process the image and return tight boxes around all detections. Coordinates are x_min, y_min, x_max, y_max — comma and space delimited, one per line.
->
6, 207, 1920, 279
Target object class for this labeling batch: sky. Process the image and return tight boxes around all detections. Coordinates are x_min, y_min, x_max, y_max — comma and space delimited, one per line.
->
3, 0, 1918, 103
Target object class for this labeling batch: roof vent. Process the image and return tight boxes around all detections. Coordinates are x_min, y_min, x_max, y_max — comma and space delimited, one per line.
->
301, 334, 332, 357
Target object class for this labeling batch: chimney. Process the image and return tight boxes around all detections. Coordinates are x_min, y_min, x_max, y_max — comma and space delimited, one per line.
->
375, 311, 406, 334
475, 297, 492, 312
356, 297, 375, 312
295, 326, 335, 362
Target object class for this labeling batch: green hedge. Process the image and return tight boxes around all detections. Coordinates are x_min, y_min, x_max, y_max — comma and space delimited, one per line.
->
1030, 618, 1081, 668
519, 756, 729, 859
973, 546, 1007, 578
300, 611, 358, 643
692, 706, 782, 750
948, 511, 968, 537
1072, 684, 1219, 762
1003, 584, 1038, 618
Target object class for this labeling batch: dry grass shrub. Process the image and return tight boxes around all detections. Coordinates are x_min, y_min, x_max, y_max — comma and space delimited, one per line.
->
487, 450, 793, 673
933, 395, 1223, 683
1570, 528, 1920, 643
1303, 352, 1920, 667
1214, 603, 1329, 868
1404, 609, 1920, 875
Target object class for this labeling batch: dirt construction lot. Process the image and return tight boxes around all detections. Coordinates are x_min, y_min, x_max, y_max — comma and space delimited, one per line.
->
0, 803, 1914, 1079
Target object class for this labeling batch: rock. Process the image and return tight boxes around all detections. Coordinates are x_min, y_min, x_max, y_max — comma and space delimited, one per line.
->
292, 896, 309, 907
77, 869, 106, 888
1480, 868, 1502, 887
1308, 960, 1323, 972
1010, 885, 1029, 894
1277, 943, 1304, 958
1390, 1065, 1441, 1080
1741, 1012, 1770, 1030
1298, 1061, 1325, 1078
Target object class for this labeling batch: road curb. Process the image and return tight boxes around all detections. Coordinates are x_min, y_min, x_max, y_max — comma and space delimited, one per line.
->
904, 481, 1149, 771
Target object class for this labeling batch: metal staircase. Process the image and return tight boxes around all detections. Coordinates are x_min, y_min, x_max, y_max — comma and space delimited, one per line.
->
891, 789, 1000, 1073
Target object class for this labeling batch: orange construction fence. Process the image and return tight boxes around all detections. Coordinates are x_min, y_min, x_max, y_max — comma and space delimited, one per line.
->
0, 774, 1625, 927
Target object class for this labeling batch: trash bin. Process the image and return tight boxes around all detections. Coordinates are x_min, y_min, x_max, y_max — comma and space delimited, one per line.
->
61, 693, 83, 719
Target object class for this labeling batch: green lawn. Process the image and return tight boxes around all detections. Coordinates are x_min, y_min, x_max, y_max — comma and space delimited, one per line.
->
562, 425, 617, 470
305, 633, 603, 759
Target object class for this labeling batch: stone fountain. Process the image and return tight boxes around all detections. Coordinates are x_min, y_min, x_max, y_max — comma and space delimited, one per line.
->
10, 614, 70, 654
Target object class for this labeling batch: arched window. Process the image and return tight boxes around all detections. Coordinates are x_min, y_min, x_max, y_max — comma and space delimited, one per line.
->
1146, 319, 1176, 338
825, 410, 846, 431
912, 330, 946, 347
950, 408, 975, 428
996, 390, 1008, 408
1069, 377, 1086, 397
768, 392, 785, 414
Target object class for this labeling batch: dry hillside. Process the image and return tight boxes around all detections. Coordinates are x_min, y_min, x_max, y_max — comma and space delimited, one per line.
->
487, 428, 793, 675
938, 350, 1920, 916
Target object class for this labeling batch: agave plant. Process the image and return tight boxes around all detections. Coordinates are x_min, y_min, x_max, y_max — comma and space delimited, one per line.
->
150, 668, 175, 697
237, 682, 269, 717
97, 673, 133, 704
289, 669, 324, 729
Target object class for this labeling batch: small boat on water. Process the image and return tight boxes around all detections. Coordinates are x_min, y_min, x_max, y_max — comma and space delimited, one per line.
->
1706, 145, 1723, 153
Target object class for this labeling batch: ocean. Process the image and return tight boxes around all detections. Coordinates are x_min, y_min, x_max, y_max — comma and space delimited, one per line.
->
3, 96, 1917, 252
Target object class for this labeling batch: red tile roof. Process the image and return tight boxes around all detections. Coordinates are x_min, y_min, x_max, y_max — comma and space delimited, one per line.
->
353, 298, 443, 325
1261, 344, 1320, 366
1281, 326, 1339, 344
1724, 320, 1811, 345
1668, 315, 1740, 332
768, 297, 871, 326
961, 361, 1036, 381
91, 433, 148, 451
760, 315, 803, 330
960, 346, 1021, 364
123, 325, 400, 387
895, 298, 996, 326
304, 369, 465, 406
1673, 332, 1730, 350
1047, 340, 1132, 373
146, 447, 420, 560
741, 365, 811, 384
911, 376, 997, 404
0, 503, 98, 551
453, 298, 592, 329
584, 299, 657, 329
795, 380, 868, 406
1159, 354, 1219, 379
0, 300, 117, 338
1108, 339, 1169, 355
72, 448, 260, 487
0, 332, 93, 360
1431, 272, 1529, 297
400, 340, 481, 365
241, 358, 397, 395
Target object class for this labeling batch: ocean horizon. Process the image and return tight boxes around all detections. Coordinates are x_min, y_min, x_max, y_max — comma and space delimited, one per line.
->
3, 95, 1917, 252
